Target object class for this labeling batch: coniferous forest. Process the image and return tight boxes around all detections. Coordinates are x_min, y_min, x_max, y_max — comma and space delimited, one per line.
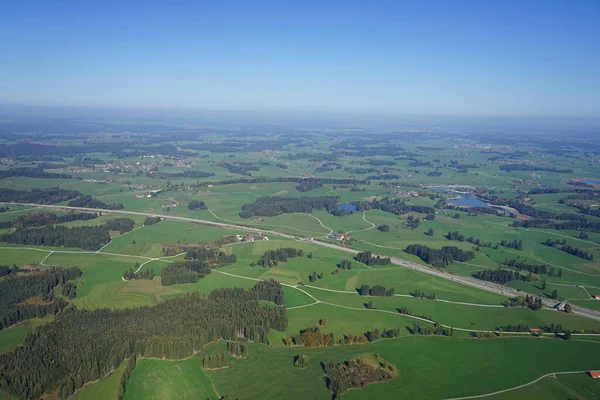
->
0, 281, 287, 400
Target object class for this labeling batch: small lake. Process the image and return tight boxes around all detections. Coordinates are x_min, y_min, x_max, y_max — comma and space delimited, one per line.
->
337, 203, 357, 212
447, 193, 490, 208
581, 178, 600, 185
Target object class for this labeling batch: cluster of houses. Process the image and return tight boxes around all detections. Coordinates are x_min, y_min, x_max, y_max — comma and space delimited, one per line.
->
135, 189, 162, 199
195, 190, 212, 196
84, 178, 113, 184
328, 232, 350, 241
228, 234, 269, 242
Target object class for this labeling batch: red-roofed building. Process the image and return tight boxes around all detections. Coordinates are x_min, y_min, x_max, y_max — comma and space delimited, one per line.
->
588, 371, 600, 379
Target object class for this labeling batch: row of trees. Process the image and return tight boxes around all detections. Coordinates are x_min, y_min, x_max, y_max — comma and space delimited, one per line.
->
357, 284, 395, 297
501, 259, 562, 277
117, 356, 137, 400
410, 290, 436, 300
226, 341, 248, 358
308, 271, 324, 283
410, 323, 454, 336
500, 239, 523, 250
258, 248, 304, 267
123, 267, 155, 281
507, 295, 543, 311
0, 167, 75, 180
354, 251, 391, 266
202, 352, 228, 369
543, 239, 593, 260
513, 218, 600, 233
143, 216, 161, 225
404, 244, 474, 267
473, 269, 520, 284
68, 195, 124, 210
0, 283, 288, 400
296, 178, 323, 192
0, 211, 98, 230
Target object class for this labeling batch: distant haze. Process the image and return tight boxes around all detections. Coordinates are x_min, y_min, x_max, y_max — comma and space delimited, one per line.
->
0, 1, 598, 117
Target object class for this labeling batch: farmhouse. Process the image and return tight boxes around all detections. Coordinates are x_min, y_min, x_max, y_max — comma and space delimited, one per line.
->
588, 371, 600, 379
529, 328, 541, 336
593, 295, 600, 300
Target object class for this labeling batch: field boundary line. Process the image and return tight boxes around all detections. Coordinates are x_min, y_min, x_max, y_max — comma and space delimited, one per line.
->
443, 370, 591, 400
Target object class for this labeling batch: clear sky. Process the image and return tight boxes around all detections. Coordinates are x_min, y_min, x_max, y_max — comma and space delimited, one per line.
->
0, 0, 598, 117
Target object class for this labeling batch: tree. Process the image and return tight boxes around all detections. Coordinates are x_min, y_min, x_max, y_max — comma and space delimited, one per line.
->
550, 289, 558, 300
563, 330, 572, 340
377, 224, 390, 232
541, 280, 546, 290
319, 318, 328, 327
564, 303, 572, 313
425, 228, 434, 236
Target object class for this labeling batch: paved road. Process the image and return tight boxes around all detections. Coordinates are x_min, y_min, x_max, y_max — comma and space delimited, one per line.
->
5, 201, 600, 321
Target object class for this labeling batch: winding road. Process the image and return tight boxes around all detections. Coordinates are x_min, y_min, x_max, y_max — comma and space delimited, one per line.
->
4, 201, 600, 321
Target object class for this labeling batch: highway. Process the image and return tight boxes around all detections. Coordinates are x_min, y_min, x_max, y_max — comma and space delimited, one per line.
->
5, 201, 600, 321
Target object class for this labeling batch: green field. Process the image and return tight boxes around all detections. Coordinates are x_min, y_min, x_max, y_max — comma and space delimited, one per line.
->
72, 359, 129, 400
487, 372, 600, 400
123, 358, 218, 400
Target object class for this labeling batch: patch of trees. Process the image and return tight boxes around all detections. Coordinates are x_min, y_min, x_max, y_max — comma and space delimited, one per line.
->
0, 187, 81, 204
501, 258, 561, 277
404, 244, 474, 267
117, 356, 137, 400
258, 248, 303, 267
507, 295, 543, 310
296, 178, 323, 192
123, 267, 154, 281
500, 239, 523, 250
0, 283, 287, 400
427, 171, 443, 177
367, 174, 400, 180
410, 290, 436, 300
0, 167, 76, 180
0, 267, 81, 331
188, 200, 207, 210
308, 271, 324, 283
322, 357, 394, 398
445, 231, 465, 241
543, 239, 593, 260
405, 215, 420, 229
0, 265, 19, 277
68, 195, 124, 210
499, 164, 573, 173
240, 196, 339, 218
226, 341, 248, 358
185, 247, 237, 265
410, 323, 454, 336
160, 261, 212, 285
196, 176, 368, 189
293, 354, 309, 369
104, 218, 135, 233
293, 326, 334, 347
368, 159, 396, 166
473, 269, 520, 284
1, 225, 111, 250
354, 251, 391, 266
148, 170, 215, 179
364, 328, 401, 342
354, 197, 434, 216
0, 211, 98, 230
143, 216, 161, 225
377, 224, 389, 232
357, 284, 395, 297
338, 259, 352, 270
497, 324, 530, 332
513, 218, 600, 233
203, 352, 228, 369
397, 306, 434, 321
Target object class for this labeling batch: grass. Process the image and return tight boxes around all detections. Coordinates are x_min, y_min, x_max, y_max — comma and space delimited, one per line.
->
0, 316, 54, 354
122, 357, 218, 400
72, 359, 129, 400
201, 336, 600, 400
486, 372, 600, 400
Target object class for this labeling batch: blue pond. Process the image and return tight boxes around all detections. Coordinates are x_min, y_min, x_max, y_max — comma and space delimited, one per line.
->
581, 178, 600, 185
337, 203, 358, 212
447, 193, 490, 208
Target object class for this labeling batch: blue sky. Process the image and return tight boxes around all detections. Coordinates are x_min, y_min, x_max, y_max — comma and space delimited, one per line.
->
0, 0, 598, 117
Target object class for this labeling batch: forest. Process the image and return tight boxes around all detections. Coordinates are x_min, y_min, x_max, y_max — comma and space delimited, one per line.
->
473, 269, 521, 284
240, 196, 339, 218
68, 195, 124, 210
0, 267, 81, 330
354, 251, 391, 266
257, 247, 304, 267
404, 244, 474, 267
0, 211, 98, 230
543, 239, 594, 260
0, 282, 288, 400
0, 187, 81, 204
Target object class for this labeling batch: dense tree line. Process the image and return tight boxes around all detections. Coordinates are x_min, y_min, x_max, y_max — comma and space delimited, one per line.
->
123, 267, 154, 281
0, 211, 98, 230
188, 200, 207, 210
543, 239, 594, 260
501, 258, 561, 277
0, 167, 76, 180
185, 247, 237, 265
0, 264, 19, 277
203, 352, 228, 369
364, 328, 401, 342
0, 283, 287, 400
195, 176, 369, 189
410, 323, 453, 336
497, 324, 530, 332
397, 306, 434, 321
160, 261, 212, 285
240, 196, 339, 218
500, 239, 523, 250
499, 164, 573, 173
473, 269, 520, 284
104, 218, 135, 233
354, 197, 434, 216
357, 284, 395, 297
507, 295, 543, 310
143, 216, 161, 225
61, 282, 77, 299
0, 267, 81, 330
445, 231, 465, 241
513, 218, 600, 232
148, 170, 215, 179
117, 356, 137, 400
1, 225, 111, 250
404, 244, 474, 267
0, 188, 81, 204
68, 195, 124, 210
226, 341, 248, 358
296, 178, 323, 192
410, 290, 436, 300
354, 251, 391, 266
258, 248, 303, 267
338, 259, 352, 270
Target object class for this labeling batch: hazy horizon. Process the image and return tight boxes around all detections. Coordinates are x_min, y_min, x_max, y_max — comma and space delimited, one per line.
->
1, 1, 599, 118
